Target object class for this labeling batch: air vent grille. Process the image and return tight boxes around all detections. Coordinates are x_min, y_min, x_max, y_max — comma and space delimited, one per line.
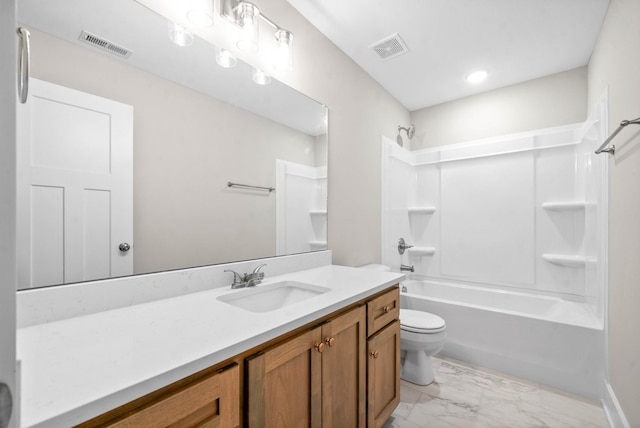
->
79, 30, 132, 58
370, 33, 409, 60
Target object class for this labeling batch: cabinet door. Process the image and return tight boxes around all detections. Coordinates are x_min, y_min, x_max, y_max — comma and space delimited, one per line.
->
247, 326, 323, 428
105, 363, 239, 428
367, 320, 400, 428
321, 305, 366, 428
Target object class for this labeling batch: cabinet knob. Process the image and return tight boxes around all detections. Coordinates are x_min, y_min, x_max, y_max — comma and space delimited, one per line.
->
315, 342, 325, 353
383, 305, 390, 313
325, 337, 335, 347
370, 351, 379, 359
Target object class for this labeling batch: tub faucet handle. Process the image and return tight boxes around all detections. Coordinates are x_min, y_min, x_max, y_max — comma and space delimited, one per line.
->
398, 238, 413, 254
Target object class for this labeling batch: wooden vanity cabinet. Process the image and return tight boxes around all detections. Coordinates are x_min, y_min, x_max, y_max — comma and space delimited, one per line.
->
246, 305, 367, 428
366, 288, 401, 428
76, 285, 400, 428
77, 363, 240, 428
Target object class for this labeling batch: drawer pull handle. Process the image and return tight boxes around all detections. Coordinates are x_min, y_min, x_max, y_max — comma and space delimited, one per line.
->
325, 337, 336, 347
383, 305, 390, 313
370, 351, 379, 359
315, 342, 325, 353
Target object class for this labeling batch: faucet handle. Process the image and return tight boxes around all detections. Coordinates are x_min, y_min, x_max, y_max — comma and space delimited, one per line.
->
252, 263, 267, 275
224, 269, 244, 287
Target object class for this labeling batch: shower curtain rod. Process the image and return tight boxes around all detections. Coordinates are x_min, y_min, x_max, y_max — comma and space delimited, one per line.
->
595, 116, 640, 155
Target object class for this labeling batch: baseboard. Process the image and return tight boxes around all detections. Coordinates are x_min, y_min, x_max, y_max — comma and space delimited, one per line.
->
602, 382, 630, 428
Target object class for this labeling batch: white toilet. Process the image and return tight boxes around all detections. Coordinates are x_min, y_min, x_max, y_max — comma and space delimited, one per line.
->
400, 309, 446, 385
358, 264, 447, 386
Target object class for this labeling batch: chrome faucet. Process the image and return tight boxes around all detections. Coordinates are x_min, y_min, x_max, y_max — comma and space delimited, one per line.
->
400, 264, 414, 273
225, 264, 267, 289
245, 263, 267, 287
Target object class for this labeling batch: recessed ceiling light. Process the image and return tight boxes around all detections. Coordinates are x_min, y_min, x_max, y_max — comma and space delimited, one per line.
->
466, 70, 488, 84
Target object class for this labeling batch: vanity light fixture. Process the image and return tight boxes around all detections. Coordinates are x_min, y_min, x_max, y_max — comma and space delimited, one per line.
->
252, 67, 271, 85
221, 0, 294, 71
168, 21, 194, 47
466, 70, 488, 84
216, 47, 238, 68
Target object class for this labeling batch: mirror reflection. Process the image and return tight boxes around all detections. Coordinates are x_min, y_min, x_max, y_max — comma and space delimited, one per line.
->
17, 0, 328, 290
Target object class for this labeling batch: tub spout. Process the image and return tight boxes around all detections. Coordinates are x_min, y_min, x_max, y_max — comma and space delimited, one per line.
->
400, 264, 414, 273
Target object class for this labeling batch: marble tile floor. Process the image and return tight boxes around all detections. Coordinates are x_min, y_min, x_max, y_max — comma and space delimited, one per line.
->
384, 356, 609, 428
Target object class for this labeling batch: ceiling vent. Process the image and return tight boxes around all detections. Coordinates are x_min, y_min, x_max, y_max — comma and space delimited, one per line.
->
78, 30, 133, 59
369, 33, 409, 61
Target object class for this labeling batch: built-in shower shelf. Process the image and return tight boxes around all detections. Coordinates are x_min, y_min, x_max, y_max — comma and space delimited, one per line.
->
542, 254, 595, 267
408, 206, 436, 214
309, 210, 327, 216
541, 201, 591, 211
408, 247, 436, 256
310, 241, 328, 250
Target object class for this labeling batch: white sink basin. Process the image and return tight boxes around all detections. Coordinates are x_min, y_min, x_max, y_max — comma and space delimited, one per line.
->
217, 280, 331, 313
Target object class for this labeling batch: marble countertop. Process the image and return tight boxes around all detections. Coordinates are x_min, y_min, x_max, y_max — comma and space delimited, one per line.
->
17, 264, 403, 427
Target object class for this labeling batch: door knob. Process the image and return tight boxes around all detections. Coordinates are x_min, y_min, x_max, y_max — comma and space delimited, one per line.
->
119, 242, 131, 252
325, 337, 335, 347
315, 342, 325, 353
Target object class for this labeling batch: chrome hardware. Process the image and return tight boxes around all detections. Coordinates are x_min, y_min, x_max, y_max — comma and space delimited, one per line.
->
0, 383, 12, 428
401, 285, 407, 293
400, 264, 414, 273
315, 342, 325, 353
595, 117, 640, 155
225, 269, 245, 289
325, 337, 335, 347
225, 264, 267, 288
397, 238, 413, 255
17, 27, 30, 104
118, 242, 131, 252
370, 351, 379, 359
227, 181, 275, 192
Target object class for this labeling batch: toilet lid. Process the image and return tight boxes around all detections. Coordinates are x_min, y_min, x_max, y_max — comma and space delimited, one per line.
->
400, 309, 445, 332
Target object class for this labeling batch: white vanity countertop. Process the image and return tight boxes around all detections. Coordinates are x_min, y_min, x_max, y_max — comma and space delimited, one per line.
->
17, 264, 404, 428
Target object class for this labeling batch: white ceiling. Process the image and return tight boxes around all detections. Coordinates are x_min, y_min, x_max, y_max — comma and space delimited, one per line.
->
286, 0, 610, 111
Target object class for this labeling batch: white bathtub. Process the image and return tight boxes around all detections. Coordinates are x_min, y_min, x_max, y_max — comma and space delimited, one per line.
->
401, 279, 605, 399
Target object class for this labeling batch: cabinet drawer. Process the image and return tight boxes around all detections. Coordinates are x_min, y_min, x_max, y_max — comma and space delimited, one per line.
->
367, 287, 399, 336
106, 364, 239, 428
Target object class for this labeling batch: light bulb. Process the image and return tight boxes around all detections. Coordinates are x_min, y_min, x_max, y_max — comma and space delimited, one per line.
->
252, 68, 271, 85
236, 2, 259, 52
216, 48, 237, 68
273, 29, 293, 71
168, 21, 194, 47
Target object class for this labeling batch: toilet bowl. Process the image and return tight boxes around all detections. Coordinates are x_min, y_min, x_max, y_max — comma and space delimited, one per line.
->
400, 309, 446, 385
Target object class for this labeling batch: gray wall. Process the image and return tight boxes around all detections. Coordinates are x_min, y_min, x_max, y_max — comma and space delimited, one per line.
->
588, 0, 640, 424
410, 67, 587, 148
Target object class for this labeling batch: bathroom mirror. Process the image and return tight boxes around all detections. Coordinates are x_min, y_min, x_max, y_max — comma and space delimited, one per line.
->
17, 0, 328, 289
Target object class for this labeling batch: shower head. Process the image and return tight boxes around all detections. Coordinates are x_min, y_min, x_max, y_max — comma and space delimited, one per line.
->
398, 124, 415, 139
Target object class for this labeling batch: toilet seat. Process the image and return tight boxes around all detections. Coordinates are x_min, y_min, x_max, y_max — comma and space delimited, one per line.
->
400, 309, 446, 334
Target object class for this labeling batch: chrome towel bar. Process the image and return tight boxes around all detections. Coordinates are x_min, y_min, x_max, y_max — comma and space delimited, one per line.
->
595, 117, 640, 155
227, 181, 275, 192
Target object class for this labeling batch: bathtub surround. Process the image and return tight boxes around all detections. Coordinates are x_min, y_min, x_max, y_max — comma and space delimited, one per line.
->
383, 100, 608, 399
